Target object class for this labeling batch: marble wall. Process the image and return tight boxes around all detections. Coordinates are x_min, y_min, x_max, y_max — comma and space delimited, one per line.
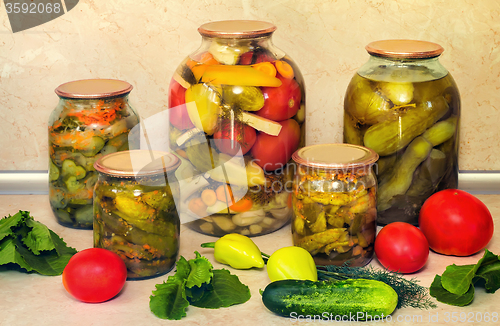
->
1, 0, 499, 171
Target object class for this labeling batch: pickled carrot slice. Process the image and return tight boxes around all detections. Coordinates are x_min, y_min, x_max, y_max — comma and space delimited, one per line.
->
252, 62, 277, 77
275, 60, 294, 79
230, 196, 253, 213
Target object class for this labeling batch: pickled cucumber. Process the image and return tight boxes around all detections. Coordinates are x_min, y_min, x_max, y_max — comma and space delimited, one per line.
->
222, 85, 265, 112
422, 115, 457, 146
378, 82, 414, 105
364, 95, 449, 156
80, 136, 105, 157
49, 160, 60, 181
377, 137, 433, 211
343, 113, 363, 146
345, 75, 391, 125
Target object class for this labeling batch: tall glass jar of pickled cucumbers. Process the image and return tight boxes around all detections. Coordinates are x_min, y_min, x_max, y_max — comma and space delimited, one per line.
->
291, 144, 379, 266
93, 150, 181, 280
344, 40, 460, 225
48, 79, 140, 229
169, 20, 305, 237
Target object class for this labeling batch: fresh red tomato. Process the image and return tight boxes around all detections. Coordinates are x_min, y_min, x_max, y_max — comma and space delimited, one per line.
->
419, 189, 494, 256
251, 119, 300, 171
169, 79, 194, 130
213, 121, 257, 156
257, 75, 301, 122
374, 222, 429, 274
62, 248, 127, 303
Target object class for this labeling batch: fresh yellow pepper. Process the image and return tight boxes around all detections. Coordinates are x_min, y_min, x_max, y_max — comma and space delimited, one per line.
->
201, 233, 265, 269
266, 246, 318, 282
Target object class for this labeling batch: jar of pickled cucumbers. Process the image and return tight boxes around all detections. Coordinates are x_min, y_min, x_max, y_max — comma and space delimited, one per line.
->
169, 20, 305, 237
93, 150, 181, 280
344, 40, 460, 226
291, 144, 379, 266
48, 79, 140, 229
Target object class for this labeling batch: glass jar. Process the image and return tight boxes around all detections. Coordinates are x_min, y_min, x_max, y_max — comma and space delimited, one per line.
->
344, 40, 460, 225
291, 144, 378, 267
169, 20, 305, 237
48, 79, 140, 229
93, 150, 181, 280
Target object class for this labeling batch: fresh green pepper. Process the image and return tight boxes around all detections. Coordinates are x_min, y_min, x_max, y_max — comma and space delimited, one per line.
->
266, 246, 318, 282
201, 233, 264, 269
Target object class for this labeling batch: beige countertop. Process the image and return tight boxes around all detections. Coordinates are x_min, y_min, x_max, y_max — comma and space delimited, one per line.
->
1, 194, 499, 326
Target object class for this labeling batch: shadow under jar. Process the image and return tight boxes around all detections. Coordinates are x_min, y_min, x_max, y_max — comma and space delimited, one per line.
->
291, 144, 379, 267
48, 79, 140, 229
93, 150, 181, 280
343, 40, 460, 225
168, 20, 306, 237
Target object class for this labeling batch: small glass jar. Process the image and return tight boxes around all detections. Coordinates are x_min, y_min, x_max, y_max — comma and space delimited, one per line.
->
93, 150, 181, 280
291, 144, 379, 267
169, 20, 305, 237
344, 40, 460, 225
48, 79, 140, 229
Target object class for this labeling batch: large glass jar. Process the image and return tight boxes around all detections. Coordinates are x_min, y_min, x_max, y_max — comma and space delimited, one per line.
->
169, 20, 306, 237
344, 40, 460, 225
291, 144, 379, 267
48, 79, 140, 229
93, 150, 181, 280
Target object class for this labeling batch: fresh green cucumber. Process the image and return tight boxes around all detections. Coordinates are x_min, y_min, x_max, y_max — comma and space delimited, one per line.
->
262, 279, 398, 320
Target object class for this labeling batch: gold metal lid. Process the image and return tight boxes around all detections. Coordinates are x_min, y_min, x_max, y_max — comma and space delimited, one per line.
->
94, 150, 180, 177
366, 39, 444, 59
198, 20, 276, 39
55, 79, 133, 99
292, 144, 379, 169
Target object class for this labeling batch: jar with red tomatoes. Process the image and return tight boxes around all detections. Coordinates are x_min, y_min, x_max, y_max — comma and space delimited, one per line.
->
169, 20, 305, 237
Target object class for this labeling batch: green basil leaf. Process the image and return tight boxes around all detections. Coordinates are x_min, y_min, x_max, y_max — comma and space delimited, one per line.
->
430, 275, 475, 306
149, 275, 189, 320
186, 251, 213, 288
190, 269, 251, 309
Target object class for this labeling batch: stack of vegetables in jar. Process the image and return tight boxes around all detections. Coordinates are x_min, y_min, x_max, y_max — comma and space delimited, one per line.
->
344, 40, 460, 225
93, 151, 181, 279
48, 79, 140, 229
168, 20, 305, 236
291, 144, 379, 266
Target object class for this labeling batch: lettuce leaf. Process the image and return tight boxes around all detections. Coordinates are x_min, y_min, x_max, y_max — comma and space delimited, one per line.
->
149, 252, 250, 320
150, 275, 190, 320
189, 269, 251, 309
430, 249, 500, 306
0, 211, 77, 275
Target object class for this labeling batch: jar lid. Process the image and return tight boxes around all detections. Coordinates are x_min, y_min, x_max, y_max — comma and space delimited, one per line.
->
366, 39, 444, 59
55, 79, 133, 99
198, 20, 276, 39
94, 150, 180, 177
292, 144, 379, 169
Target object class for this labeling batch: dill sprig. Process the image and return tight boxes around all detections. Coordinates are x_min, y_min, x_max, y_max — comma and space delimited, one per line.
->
316, 265, 437, 310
